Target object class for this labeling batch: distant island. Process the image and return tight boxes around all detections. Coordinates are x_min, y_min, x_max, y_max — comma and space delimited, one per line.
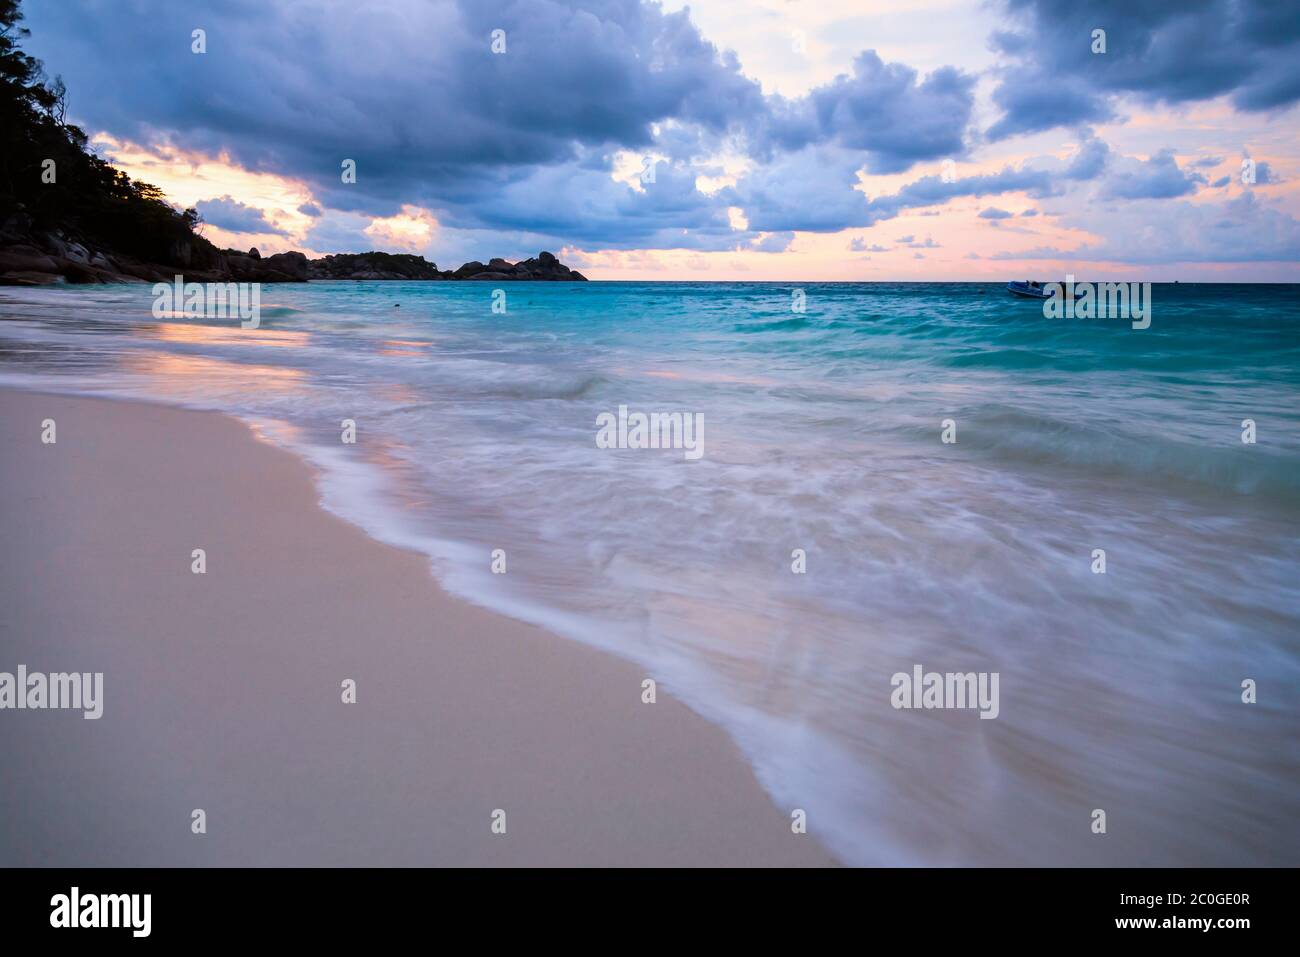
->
0, 3, 584, 286
0, 236, 588, 285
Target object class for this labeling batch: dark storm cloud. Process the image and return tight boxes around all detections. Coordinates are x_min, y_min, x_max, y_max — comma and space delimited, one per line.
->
986, 0, 1300, 140
22, 0, 977, 243
24, 1, 764, 217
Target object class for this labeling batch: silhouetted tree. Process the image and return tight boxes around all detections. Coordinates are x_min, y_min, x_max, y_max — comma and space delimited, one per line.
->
0, 0, 220, 267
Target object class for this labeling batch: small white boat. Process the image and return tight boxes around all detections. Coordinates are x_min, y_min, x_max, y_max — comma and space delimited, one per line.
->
1007, 280, 1052, 300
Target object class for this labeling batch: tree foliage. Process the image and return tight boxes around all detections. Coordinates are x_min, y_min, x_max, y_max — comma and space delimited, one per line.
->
0, 0, 216, 266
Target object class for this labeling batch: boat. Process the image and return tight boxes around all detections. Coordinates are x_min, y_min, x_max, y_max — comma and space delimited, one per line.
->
1007, 280, 1052, 300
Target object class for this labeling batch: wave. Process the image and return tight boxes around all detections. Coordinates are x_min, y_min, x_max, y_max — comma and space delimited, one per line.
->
732, 316, 812, 333
4, 282, 1300, 867
942, 405, 1300, 504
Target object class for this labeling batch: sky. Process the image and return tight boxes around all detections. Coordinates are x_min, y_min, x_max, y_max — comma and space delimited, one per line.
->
22, 0, 1300, 280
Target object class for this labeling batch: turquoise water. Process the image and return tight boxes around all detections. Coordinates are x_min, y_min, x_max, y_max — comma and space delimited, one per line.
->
2, 281, 1298, 864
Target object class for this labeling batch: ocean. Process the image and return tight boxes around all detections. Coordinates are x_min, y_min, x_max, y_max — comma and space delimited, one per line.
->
2, 280, 1298, 865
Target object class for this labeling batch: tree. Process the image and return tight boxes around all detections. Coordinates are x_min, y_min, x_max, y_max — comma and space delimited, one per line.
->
0, 0, 220, 269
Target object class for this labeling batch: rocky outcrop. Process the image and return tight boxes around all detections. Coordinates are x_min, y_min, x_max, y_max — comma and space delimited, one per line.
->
307, 251, 445, 280
520, 250, 587, 280
458, 251, 587, 281
312, 250, 587, 281
0, 218, 307, 286
0, 222, 137, 285
225, 249, 309, 282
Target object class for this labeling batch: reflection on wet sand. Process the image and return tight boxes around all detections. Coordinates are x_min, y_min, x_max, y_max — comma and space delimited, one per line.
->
122, 352, 308, 400
377, 338, 434, 358
139, 322, 311, 348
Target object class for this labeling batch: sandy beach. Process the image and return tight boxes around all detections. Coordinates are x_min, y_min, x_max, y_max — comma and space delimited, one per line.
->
0, 387, 834, 866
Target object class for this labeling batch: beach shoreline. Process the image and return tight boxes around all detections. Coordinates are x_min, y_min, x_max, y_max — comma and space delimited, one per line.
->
0, 386, 835, 866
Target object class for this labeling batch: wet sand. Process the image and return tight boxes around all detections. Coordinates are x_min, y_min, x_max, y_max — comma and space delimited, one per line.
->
0, 388, 834, 866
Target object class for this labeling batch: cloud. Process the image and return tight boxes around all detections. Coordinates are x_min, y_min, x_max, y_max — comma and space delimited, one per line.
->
25, 0, 982, 247
986, 68, 1114, 141
26, 0, 766, 223
986, 0, 1300, 140
301, 211, 377, 255
20, 0, 1298, 277
721, 146, 873, 233
854, 163, 1057, 227
1249, 160, 1280, 184
993, 190, 1300, 264
979, 207, 1014, 219
194, 196, 287, 235
719, 156, 1064, 238
987, 246, 1080, 261
751, 231, 795, 252
1100, 150, 1202, 199
1065, 133, 1110, 180
757, 51, 976, 173
452, 156, 743, 250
